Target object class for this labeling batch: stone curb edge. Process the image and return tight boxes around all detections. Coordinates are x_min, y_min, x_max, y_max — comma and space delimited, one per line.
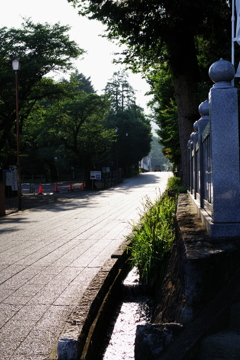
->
49, 240, 131, 360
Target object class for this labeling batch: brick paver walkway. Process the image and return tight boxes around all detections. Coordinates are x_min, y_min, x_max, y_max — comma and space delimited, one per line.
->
0, 172, 172, 360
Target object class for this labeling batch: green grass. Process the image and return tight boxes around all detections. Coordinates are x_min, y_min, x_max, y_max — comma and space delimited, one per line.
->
127, 192, 177, 287
167, 176, 187, 193
127, 176, 182, 288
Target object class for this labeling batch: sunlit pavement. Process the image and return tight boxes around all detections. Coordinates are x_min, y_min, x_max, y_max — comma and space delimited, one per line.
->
0, 172, 172, 360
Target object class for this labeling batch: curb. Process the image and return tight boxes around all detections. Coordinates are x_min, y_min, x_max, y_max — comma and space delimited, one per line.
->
49, 240, 131, 360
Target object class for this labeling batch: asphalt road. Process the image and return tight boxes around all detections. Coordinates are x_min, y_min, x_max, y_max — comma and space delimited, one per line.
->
0, 172, 172, 360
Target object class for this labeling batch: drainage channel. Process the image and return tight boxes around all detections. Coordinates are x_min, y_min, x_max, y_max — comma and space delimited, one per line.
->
100, 267, 152, 360
56, 245, 152, 360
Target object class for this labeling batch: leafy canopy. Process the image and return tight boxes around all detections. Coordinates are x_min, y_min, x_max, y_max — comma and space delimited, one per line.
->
104, 70, 136, 112
104, 70, 152, 171
0, 19, 83, 167
22, 73, 113, 180
68, 0, 231, 183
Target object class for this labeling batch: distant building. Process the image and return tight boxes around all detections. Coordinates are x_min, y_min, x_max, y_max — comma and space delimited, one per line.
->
139, 155, 151, 172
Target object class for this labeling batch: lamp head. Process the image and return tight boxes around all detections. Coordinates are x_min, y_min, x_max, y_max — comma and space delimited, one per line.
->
12, 59, 20, 71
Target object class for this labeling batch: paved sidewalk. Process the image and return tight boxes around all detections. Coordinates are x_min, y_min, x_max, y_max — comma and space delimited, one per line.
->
0, 172, 172, 360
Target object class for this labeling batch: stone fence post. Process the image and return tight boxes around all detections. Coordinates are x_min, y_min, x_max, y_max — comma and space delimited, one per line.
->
209, 58, 240, 226
188, 58, 240, 237
190, 126, 198, 200
194, 100, 209, 208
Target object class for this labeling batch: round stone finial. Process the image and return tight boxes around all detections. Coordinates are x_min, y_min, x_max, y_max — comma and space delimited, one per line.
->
193, 121, 198, 132
198, 100, 209, 117
190, 132, 195, 141
208, 58, 235, 85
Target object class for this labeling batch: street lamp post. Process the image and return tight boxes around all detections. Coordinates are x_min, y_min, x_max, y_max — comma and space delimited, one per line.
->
115, 127, 118, 171
125, 132, 129, 176
12, 59, 21, 211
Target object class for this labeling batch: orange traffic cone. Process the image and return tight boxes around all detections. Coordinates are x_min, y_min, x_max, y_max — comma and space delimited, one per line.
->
38, 183, 43, 195
54, 183, 59, 192
68, 182, 73, 191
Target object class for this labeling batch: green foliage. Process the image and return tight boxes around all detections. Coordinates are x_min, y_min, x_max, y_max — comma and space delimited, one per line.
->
68, 0, 231, 183
68, 0, 230, 75
105, 71, 152, 174
21, 70, 151, 181
0, 19, 83, 167
127, 175, 187, 287
167, 176, 187, 193
148, 66, 181, 167
107, 107, 152, 173
127, 190, 177, 287
104, 70, 136, 112
62, 70, 96, 94
55, 89, 113, 176
22, 73, 113, 180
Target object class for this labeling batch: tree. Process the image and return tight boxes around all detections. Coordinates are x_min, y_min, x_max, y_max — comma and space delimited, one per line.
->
62, 70, 96, 93
56, 92, 113, 176
104, 70, 136, 112
0, 19, 83, 167
20, 98, 66, 181
104, 71, 152, 174
107, 106, 152, 174
148, 65, 181, 168
22, 73, 113, 181
68, 0, 231, 182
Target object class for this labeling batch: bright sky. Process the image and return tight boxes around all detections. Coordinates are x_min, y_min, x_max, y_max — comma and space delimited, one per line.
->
1, 0, 152, 113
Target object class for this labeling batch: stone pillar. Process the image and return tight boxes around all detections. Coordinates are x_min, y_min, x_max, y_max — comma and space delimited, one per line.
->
187, 139, 192, 192
194, 100, 210, 208
190, 129, 198, 199
209, 58, 240, 224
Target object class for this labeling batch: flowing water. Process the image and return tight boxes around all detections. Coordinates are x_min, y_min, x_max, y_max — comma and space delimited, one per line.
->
102, 268, 152, 360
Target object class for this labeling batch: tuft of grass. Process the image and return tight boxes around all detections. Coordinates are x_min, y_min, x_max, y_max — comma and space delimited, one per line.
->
127, 191, 177, 288
127, 176, 185, 288
166, 176, 187, 193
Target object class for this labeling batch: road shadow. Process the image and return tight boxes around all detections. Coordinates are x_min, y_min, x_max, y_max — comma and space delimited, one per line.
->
1, 173, 170, 234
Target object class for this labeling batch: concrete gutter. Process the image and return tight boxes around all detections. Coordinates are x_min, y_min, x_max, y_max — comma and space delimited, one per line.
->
49, 240, 131, 360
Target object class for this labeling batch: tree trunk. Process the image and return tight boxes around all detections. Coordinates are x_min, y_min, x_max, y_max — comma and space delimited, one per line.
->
166, 30, 200, 184
173, 74, 198, 184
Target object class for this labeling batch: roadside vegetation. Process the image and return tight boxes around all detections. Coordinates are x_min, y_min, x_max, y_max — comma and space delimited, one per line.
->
0, 22, 152, 185
127, 176, 185, 288
70, 0, 230, 184
1, 2, 232, 192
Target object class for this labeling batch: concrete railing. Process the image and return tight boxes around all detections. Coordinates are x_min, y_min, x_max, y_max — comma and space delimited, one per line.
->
187, 58, 240, 238
188, 100, 212, 212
